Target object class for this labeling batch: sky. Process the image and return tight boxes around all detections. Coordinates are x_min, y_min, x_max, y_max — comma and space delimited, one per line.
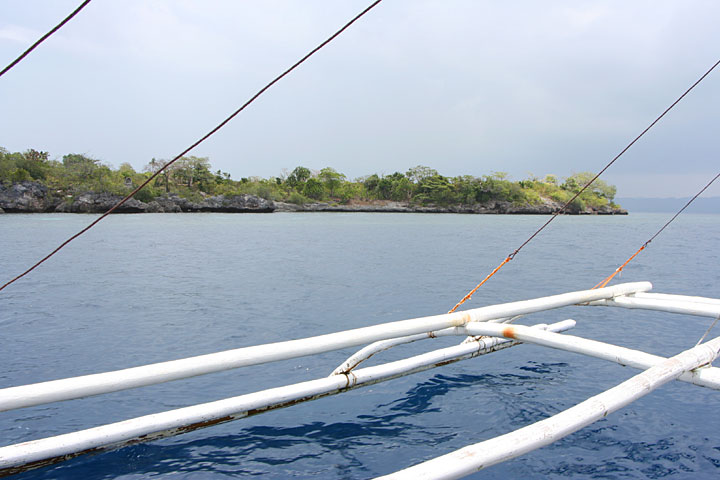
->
0, 0, 718, 198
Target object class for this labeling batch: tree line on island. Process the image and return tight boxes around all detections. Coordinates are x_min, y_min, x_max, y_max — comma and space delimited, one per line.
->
0, 147, 619, 212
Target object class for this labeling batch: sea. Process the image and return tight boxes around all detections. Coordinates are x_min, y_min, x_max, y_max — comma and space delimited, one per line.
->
1, 212, 719, 479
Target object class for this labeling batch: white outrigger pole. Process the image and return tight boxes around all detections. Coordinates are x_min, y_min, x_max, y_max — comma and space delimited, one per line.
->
378, 334, 720, 480
1, 282, 719, 478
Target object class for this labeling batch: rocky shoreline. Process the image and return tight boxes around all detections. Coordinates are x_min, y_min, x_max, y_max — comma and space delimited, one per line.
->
274, 200, 626, 214
0, 182, 274, 214
0, 181, 627, 215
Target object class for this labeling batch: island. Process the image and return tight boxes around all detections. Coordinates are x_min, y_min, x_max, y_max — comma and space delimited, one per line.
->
0, 148, 626, 215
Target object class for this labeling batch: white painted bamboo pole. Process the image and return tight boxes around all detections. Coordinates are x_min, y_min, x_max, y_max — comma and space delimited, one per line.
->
633, 292, 720, 306
0, 321, 575, 475
332, 317, 518, 375
463, 323, 720, 390
587, 295, 720, 318
376, 335, 720, 480
337, 289, 720, 377
0, 282, 650, 413
331, 327, 463, 376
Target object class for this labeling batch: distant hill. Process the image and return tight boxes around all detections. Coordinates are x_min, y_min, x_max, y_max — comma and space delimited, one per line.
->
615, 197, 720, 213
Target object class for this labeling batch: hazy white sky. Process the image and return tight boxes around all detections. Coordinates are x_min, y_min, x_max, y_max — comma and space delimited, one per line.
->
1, 0, 718, 197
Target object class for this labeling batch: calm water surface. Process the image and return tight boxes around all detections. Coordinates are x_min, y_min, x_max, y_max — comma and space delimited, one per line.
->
1, 212, 719, 479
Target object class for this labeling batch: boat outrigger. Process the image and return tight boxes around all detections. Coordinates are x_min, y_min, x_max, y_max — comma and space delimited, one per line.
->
1, 1, 718, 478
1, 281, 719, 478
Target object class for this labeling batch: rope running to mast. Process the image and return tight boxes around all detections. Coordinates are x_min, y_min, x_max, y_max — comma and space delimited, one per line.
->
0, 0, 384, 293
0, 0, 93, 79
448, 59, 720, 314
593, 171, 720, 290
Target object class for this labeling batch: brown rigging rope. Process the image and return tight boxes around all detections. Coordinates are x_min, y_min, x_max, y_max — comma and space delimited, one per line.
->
448, 59, 720, 313
0, 0, 93, 79
593, 171, 720, 290
0, 0, 384, 293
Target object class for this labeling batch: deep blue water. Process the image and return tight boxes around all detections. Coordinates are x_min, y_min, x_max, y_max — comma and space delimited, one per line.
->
1, 212, 719, 479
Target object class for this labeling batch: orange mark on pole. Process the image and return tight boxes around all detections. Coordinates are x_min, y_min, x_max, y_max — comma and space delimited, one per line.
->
501, 326, 517, 339
448, 256, 512, 314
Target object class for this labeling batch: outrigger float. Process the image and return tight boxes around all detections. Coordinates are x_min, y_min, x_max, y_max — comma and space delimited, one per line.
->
1, 281, 718, 478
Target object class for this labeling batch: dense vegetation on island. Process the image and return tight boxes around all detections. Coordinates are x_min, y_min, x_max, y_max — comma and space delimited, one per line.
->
0, 147, 619, 211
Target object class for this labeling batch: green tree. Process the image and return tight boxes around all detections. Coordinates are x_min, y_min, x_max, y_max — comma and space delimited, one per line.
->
144, 158, 172, 193
415, 174, 453, 204
389, 174, 413, 201
406, 165, 438, 184
62, 153, 107, 191
1, 148, 59, 185
561, 172, 616, 209
62, 153, 99, 175
490, 171, 509, 181
362, 174, 380, 195
451, 175, 480, 204
173, 156, 212, 189
544, 174, 558, 186
302, 177, 324, 200
286, 166, 311, 187
319, 167, 346, 197
562, 173, 615, 199
376, 177, 393, 199
118, 162, 135, 175
214, 169, 232, 184
10, 167, 32, 182
17, 149, 50, 180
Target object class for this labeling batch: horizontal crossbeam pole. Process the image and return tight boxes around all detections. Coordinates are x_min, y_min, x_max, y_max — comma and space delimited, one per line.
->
463, 323, 720, 389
